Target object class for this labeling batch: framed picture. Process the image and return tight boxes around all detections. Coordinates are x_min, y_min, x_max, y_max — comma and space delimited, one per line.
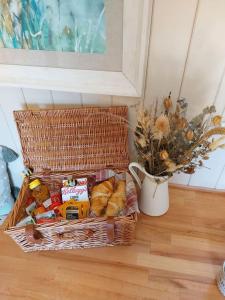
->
0, 0, 151, 97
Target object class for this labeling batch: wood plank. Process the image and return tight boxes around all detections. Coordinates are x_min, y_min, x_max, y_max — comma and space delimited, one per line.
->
149, 269, 223, 300
215, 114, 225, 189
0, 87, 25, 187
216, 166, 225, 189
180, 0, 225, 119
169, 172, 191, 186
0, 87, 26, 149
145, 0, 198, 102
214, 67, 225, 114
52, 90, 82, 107
180, 289, 223, 300
81, 94, 112, 106
171, 234, 225, 254
112, 96, 140, 160
138, 252, 219, 279
123, 0, 153, 95
22, 88, 54, 109
189, 149, 225, 188
0, 106, 16, 150
151, 241, 225, 265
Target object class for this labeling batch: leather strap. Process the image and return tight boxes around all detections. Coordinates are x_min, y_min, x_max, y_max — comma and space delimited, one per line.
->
25, 224, 43, 244
106, 218, 115, 244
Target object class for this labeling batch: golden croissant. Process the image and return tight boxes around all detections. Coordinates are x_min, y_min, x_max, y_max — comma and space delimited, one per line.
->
105, 180, 126, 217
91, 177, 115, 216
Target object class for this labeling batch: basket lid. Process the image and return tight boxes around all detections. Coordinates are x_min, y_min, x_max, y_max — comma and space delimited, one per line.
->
14, 106, 129, 173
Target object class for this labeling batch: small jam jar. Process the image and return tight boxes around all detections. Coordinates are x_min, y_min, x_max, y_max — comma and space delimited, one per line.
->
29, 179, 50, 205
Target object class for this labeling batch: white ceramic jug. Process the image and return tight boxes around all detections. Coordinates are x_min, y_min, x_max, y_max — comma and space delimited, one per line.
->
129, 162, 169, 216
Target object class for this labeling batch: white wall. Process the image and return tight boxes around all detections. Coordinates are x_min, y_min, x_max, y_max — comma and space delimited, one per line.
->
1, 0, 225, 189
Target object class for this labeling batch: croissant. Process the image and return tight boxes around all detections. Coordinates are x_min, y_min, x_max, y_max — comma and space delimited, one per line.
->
105, 180, 126, 217
91, 177, 115, 216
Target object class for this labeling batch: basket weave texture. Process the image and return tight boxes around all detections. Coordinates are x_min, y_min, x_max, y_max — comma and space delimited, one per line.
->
14, 106, 129, 173
4, 106, 138, 252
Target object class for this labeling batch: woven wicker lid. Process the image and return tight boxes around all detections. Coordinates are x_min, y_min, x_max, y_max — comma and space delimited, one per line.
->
14, 106, 129, 173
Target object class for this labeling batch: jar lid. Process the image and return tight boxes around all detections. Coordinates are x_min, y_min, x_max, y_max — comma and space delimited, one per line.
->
29, 179, 41, 190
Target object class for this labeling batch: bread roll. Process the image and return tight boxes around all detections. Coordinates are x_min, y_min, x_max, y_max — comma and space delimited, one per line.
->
105, 180, 126, 217
91, 177, 115, 216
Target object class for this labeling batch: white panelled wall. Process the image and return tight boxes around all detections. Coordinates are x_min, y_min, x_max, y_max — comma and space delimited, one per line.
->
1, 0, 225, 190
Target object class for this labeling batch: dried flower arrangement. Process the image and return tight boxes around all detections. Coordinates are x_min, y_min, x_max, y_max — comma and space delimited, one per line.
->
134, 93, 225, 177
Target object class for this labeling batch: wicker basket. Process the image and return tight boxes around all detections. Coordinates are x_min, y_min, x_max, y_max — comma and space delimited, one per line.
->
4, 106, 138, 252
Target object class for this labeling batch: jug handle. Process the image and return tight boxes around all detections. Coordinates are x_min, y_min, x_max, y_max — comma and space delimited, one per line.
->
129, 162, 145, 189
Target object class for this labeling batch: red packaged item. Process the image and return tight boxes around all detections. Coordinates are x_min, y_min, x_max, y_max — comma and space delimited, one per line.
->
25, 196, 36, 207
36, 218, 56, 224
49, 202, 61, 210
50, 191, 62, 210
50, 192, 62, 204
33, 206, 46, 216
36, 216, 64, 224
42, 192, 62, 211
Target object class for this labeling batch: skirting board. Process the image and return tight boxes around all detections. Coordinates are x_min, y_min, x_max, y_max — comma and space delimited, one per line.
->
169, 183, 225, 194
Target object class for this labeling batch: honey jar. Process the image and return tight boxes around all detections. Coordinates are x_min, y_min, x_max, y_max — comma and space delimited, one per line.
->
29, 179, 50, 205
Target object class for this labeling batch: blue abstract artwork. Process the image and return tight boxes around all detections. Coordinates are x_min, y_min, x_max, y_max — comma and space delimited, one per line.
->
0, 0, 106, 53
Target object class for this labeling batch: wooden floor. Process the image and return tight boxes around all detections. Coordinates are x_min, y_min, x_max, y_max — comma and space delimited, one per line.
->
1, 186, 225, 300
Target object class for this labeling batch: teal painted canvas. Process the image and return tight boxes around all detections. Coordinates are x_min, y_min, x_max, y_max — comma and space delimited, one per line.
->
0, 0, 106, 53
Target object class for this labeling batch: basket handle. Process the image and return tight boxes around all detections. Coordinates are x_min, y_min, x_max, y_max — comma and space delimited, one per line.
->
55, 228, 94, 242
25, 224, 44, 244
54, 220, 115, 243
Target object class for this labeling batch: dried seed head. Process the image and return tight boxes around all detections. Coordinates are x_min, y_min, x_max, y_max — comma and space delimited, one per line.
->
164, 159, 183, 172
186, 130, 194, 141
163, 97, 172, 110
212, 115, 222, 126
137, 137, 147, 148
184, 166, 195, 174
177, 117, 188, 129
153, 115, 170, 139
160, 150, 169, 160
202, 155, 209, 160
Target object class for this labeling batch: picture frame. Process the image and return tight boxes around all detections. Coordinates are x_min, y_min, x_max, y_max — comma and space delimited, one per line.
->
0, 0, 152, 97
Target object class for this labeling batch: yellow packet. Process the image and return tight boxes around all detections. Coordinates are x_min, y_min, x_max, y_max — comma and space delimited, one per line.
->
58, 200, 90, 220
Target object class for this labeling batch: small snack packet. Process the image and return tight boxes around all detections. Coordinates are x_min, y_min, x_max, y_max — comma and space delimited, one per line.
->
33, 206, 46, 216
61, 177, 89, 202
42, 192, 62, 210
62, 177, 87, 187
25, 201, 37, 215
16, 215, 35, 227
42, 198, 52, 209
35, 210, 56, 221
58, 200, 90, 220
